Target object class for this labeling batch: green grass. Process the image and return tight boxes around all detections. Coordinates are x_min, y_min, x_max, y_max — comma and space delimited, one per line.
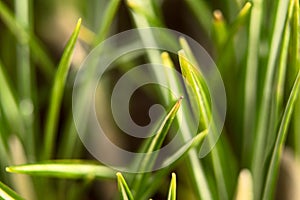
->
0, 0, 299, 199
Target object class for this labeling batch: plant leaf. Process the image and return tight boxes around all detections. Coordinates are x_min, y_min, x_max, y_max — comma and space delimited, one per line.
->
242, 0, 263, 167
117, 172, 134, 200
251, 0, 291, 197
43, 18, 81, 159
0, 181, 25, 200
129, 7, 213, 200
179, 47, 229, 200
131, 97, 182, 196
263, 71, 300, 199
92, 0, 121, 46
235, 169, 253, 200
167, 173, 176, 200
162, 129, 208, 168
290, 0, 300, 158
6, 160, 116, 180
138, 130, 208, 199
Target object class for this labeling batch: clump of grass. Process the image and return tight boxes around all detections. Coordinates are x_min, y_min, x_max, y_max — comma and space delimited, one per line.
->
0, 0, 299, 199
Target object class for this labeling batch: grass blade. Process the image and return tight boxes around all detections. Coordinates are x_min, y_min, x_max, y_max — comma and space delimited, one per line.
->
43, 18, 81, 159
117, 172, 134, 200
228, 2, 252, 43
167, 173, 176, 200
162, 130, 208, 168
0, 181, 25, 200
216, 2, 252, 68
290, 0, 299, 158
235, 169, 253, 200
178, 49, 229, 200
137, 130, 207, 199
132, 97, 182, 195
242, 0, 263, 167
6, 161, 116, 180
262, 69, 300, 200
178, 50, 210, 126
266, 0, 295, 155
92, 0, 121, 46
212, 10, 228, 50
251, 0, 290, 197
128, 4, 213, 199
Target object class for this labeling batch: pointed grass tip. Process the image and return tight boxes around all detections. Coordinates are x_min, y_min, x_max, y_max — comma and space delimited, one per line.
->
213, 10, 224, 21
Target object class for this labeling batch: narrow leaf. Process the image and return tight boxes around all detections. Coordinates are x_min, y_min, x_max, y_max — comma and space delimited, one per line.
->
117, 172, 134, 200
139, 97, 183, 170
0, 181, 25, 200
167, 173, 177, 200
291, 0, 300, 157
6, 160, 116, 180
93, 0, 121, 46
262, 69, 300, 200
138, 131, 208, 200
212, 10, 228, 48
43, 18, 82, 159
178, 50, 210, 127
242, 0, 263, 167
179, 48, 229, 200
235, 169, 253, 200
229, 2, 252, 41
267, 0, 295, 154
132, 97, 182, 195
252, 0, 291, 197
129, 10, 213, 200
161, 52, 184, 103
162, 129, 208, 168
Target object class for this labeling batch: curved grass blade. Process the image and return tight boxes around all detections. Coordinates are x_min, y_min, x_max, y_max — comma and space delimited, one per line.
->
132, 97, 182, 196
251, 0, 290, 197
0, 1, 54, 76
0, 181, 25, 200
266, 0, 295, 156
161, 52, 183, 103
262, 69, 300, 200
228, 2, 252, 44
117, 172, 134, 200
179, 48, 229, 200
129, 7, 213, 199
213, 2, 252, 70
167, 173, 176, 200
138, 130, 207, 199
43, 18, 82, 159
6, 160, 116, 180
178, 50, 210, 127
